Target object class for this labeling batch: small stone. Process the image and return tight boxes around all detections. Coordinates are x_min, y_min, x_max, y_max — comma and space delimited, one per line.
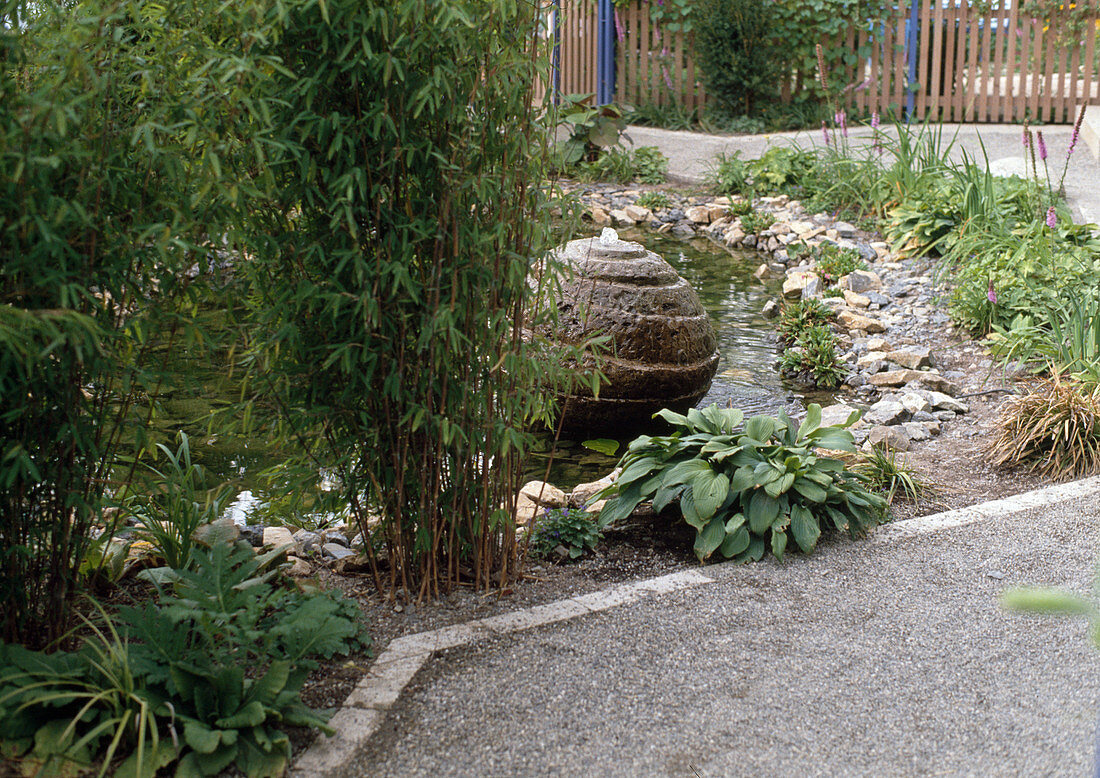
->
589, 206, 612, 226
867, 425, 910, 451
864, 337, 891, 352
725, 227, 746, 245
569, 478, 614, 508
293, 530, 324, 554
869, 369, 928, 388
624, 204, 652, 222
886, 348, 933, 370
837, 310, 886, 334
927, 391, 969, 413
262, 526, 295, 550
843, 289, 871, 308
911, 410, 937, 423
839, 270, 884, 293
834, 220, 858, 238
800, 275, 823, 300
519, 480, 567, 508
609, 209, 635, 226
761, 299, 780, 319
707, 205, 729, 221
902, 422, 931, 441
857, 351, 889, 367
287, 557, 313, 577
323, 542, 355, 560
899, 392, 931, 415
933, 410, 957, 422
865, 400, 907, 426
754, 263, 771, 281
820, 404, 862, 428
844, 373, 868, 388
782, 270, 820, 299
686, 205, 711, 224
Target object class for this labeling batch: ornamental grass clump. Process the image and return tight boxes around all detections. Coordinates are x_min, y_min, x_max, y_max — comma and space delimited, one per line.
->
597, 405, 886, 564
988, 374, 1100, 479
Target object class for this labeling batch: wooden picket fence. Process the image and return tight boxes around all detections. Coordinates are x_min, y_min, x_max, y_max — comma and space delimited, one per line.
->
553, 0, 1100, 124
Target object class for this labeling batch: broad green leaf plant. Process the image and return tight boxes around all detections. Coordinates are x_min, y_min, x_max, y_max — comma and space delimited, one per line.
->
598, 404, 887, 563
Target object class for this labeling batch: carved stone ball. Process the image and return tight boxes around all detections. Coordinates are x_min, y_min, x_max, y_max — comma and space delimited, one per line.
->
545, 231, 719, 432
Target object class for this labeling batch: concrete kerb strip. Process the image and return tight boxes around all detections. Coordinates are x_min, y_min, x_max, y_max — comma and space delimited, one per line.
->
290, 569, 715, 776
292, 476, 1100, 775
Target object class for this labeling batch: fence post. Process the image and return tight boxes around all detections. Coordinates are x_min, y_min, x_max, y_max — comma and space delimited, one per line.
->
906, 0, 920, 119
597, 0, 615, 104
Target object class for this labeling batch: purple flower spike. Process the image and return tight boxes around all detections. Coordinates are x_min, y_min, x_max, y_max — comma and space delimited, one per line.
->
1046, 206, 1058, 229
1022, 127, 1029, 148
871, 111, 880, 130
987, 280, 997, 304
1037, 131, 1048, 161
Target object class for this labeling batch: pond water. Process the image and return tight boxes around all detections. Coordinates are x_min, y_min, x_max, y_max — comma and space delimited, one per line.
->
153, 231, 825, 524
531, 229, 815, 491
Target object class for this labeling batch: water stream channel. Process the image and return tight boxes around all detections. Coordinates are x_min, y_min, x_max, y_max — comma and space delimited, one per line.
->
159, 232, 827, 525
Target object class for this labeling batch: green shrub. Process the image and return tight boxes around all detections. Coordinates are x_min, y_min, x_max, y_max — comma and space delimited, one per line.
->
635, 191, 672, 211
692, 0, 781, 115
554, 94, 629, 165
632, 146, 669, 184
739, 211, 771, 235
529, 507, 602, 560
812, 243, 865, 282
0, 0, 262, 648
780, 325, 847, 389
597, 405, 887, 563
575, 146, 668, 185
0, 540, 368, 777
747, 147, 819, 193
777, 298, 835, 347
707, 152, 751, 196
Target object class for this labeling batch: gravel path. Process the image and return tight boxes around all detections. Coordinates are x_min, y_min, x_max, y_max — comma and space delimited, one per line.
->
355, 495, 1100, 777
626, 122, 1100, 226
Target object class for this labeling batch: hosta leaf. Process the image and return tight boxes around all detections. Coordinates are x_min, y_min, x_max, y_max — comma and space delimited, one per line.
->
694, 516, 726, 561
687, 407, 710, 432
598, 480, 645, 526
654, 408, 690, 428
807, 426, 856, 452
691, 470, 729, 520
660, 458, 712, 487
792, 478, 827, 503
652, 483, 683, 514
796, 403, 822, 441
719, 526, 750, 557
790, 504, 821, 553
747, 490, 780, 534
729, 465, 755, 493
742, 415, 776, 443
739, 536, 766, 562
724, 512, 745, 533
703, 405, 743, 433
616, 456, 660, 488
752, 461, 781, 486
771, 529, 788, 561
680, 488, 705, 530
215, 701, 266, 730
824, 504, 849, 532
765, 472, 795, 498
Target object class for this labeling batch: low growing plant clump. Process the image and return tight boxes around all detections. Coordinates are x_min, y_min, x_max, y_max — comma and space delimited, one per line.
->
776, 298, 835, 347
738, 211, 772, 235
597, 405, 887, 563
635, 191, 672, 211
779, 324, 847, 389
0, 533, 369, 777
988, 374, 1100, 478
529, 507, 603, 561
810, 243, 865, 283
848, 447, 931, 507
574, 145, 669, 185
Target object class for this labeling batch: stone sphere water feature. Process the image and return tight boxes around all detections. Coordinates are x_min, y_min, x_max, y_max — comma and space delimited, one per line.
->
547, 228, 719, 432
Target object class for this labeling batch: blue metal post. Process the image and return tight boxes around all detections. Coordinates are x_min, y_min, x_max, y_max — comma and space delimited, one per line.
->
552, 0, 562, 104
906, 0, 920, 120
597, 0, 615, 105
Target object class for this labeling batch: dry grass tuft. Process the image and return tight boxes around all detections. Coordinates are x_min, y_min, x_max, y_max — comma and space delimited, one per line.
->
988, 374, 1100, 479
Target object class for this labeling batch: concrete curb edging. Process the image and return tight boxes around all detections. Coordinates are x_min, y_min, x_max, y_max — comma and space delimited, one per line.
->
290, 569, 716, 776
291, 475, 1100, 775
870, 475, 1100, 543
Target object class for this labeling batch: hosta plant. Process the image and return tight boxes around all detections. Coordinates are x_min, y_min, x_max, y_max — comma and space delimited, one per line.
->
597, 405, 887, 563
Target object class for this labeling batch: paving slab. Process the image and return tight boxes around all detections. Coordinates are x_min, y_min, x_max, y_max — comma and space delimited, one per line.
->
349, 495, 1100, 777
